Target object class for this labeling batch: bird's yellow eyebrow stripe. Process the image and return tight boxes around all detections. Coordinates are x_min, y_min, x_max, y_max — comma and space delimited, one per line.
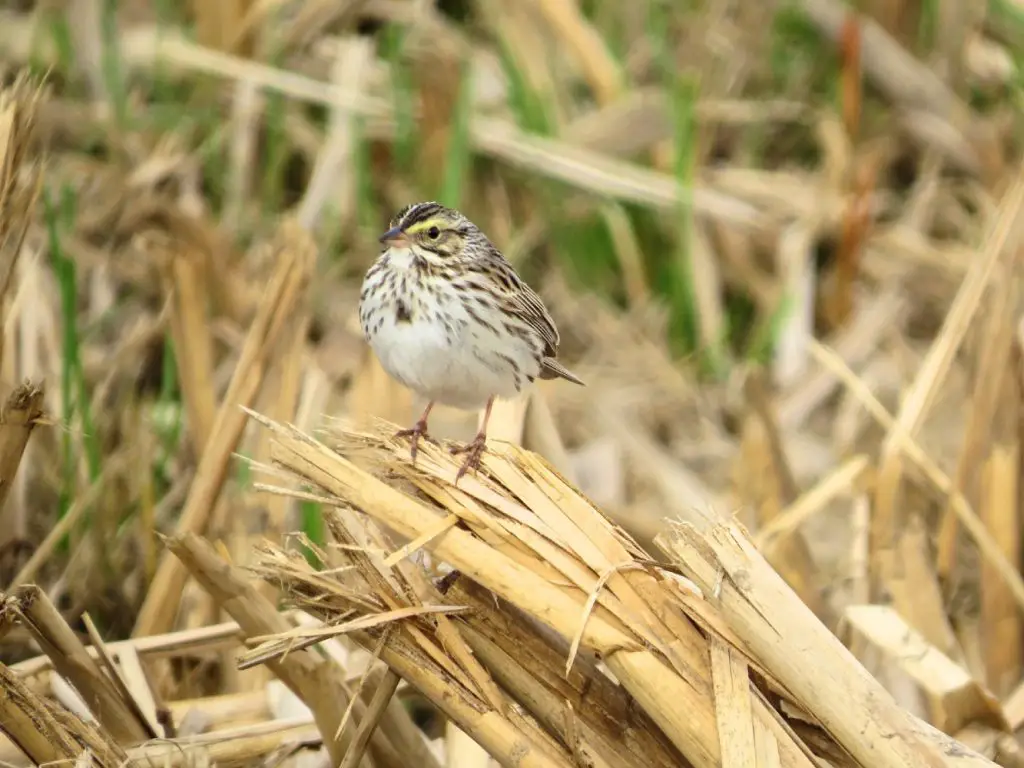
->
404, 218, 444, 235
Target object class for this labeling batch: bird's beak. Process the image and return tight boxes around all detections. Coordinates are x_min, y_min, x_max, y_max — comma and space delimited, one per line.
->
378, 227, 411, 248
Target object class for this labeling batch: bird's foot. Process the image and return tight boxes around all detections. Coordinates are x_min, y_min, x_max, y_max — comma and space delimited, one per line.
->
394, 420, 437, 464
450, 432, 487, 485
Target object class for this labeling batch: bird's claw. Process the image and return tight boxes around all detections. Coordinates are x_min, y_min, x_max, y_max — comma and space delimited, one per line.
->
451, 434, 487, 485
394, 421, 438, 464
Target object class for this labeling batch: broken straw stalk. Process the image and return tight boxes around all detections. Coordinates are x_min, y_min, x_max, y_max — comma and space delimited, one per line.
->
222, 408, 1002, 768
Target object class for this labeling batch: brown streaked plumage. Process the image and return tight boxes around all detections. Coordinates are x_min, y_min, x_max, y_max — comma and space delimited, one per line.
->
358, 202, 583, 483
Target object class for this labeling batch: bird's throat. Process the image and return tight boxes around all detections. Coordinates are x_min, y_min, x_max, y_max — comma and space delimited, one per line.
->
385, 245, 417, 269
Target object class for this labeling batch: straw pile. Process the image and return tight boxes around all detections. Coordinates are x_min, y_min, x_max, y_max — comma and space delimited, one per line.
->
1, 0, 1024, 766
219, 410, 1005, 768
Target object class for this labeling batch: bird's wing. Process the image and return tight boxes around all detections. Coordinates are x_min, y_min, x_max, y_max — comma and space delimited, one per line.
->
493, 262, 560, 358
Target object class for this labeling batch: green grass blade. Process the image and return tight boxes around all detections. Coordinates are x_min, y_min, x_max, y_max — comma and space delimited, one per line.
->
100, 0, 129, 129
351, 115, 376, 235
382, 24, 417, 170
42, 188, 75, 524
301, 500, 325, 566
438, 60, 474, 208
43, 185, 101, 548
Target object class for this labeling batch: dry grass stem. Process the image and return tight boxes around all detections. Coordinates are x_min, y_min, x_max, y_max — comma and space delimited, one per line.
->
0, 381, 44, 531
0, 661, 125, 765
452, 578, 685, 768
754, 454, 871, 549
166, 530, 408, 768
797, 0, 992, 175
978, 352, 1023, 696
658, 520, 994, 768
162, 239, 217, 456
811, 340, 1024, 616
241, 410, 906, 768
339, 671, 401, 768
5, 585, 153, 743
0, 73, 43, 373
935, 258, 1020, 579
738, 371, 825, 618
0, 18, 771, 230
842, 605, 1005, 735
79, 612, 161, 737
133, 218, 317, 637
872, 170, 1024, 593
296, 37, 373, 234
124, 717, 321, 766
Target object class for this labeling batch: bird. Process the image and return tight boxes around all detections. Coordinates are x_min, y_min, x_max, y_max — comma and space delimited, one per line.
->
358, 201, 584, 483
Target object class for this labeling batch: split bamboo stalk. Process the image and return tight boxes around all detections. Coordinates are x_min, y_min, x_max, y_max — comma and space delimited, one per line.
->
979, 341, 1023, 696
125, 717, 321, 766
0, 662, 125, 766
450, 579, 685, 768
658, 519, 997, 768
0, 382, 44, 523
167, 531, 411, 768
9, 585, 153, 744
246, 411, 822, 768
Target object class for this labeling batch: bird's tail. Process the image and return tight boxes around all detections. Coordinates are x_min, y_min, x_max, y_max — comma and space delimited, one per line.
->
539, 358, 585, 386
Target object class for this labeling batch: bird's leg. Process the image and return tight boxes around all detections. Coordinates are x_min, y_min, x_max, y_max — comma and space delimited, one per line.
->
451, 396, 494, 484
395, 400, 438, 464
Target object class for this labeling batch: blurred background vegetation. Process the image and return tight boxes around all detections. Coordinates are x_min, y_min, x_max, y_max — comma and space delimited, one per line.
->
2, 0, 1024, 761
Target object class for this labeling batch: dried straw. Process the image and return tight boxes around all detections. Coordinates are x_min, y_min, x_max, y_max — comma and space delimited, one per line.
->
230, 410, 1002, 768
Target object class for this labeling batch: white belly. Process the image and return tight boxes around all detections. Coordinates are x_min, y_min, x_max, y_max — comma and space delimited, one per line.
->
359, 262, 538, 410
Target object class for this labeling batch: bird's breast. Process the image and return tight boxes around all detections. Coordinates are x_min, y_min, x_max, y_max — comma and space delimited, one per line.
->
358, 262, 541, 407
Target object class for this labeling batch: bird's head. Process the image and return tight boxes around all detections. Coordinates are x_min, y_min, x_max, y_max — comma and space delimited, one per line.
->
378, 201, 486, 268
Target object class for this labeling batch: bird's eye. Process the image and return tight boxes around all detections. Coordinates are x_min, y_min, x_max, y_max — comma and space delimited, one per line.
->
427, 226, 441, 240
